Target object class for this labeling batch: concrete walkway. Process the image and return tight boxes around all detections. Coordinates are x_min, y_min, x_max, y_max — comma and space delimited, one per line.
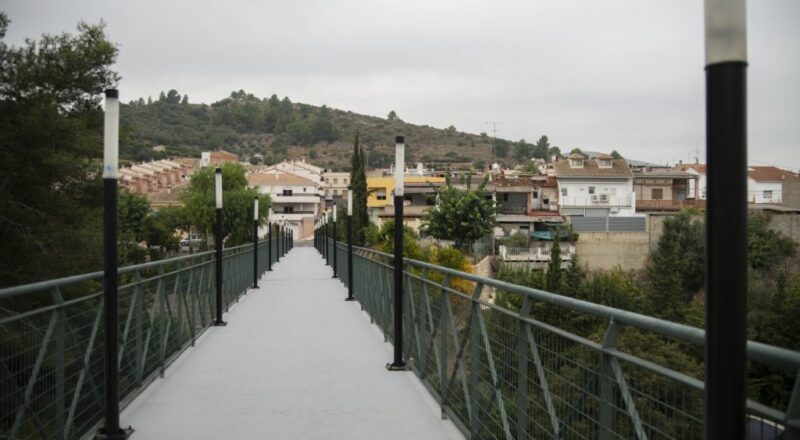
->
122, 245, 464, 440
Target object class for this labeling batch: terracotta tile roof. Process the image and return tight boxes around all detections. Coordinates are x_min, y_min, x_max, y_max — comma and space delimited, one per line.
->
567, 152, 585, 160
553, 159, 633, 178
674, 163, 707, 174
248, 172, 315, 187
748, 166, 800, 182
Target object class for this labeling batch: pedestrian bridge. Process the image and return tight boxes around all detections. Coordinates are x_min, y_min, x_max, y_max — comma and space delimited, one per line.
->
1, 236, 798, 439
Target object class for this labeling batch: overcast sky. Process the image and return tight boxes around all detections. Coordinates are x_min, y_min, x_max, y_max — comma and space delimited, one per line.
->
4, 0, 799, 169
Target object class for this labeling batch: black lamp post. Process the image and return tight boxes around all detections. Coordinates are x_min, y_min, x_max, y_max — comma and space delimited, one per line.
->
387, 135, 406, 371
252, 196, 259, 289
267, 208, 273, 271
346, 188, 355, 301
704, 1, 748, 438
213, 168, 227, 327
97, 89, 132, 440
332, 203, 338, 278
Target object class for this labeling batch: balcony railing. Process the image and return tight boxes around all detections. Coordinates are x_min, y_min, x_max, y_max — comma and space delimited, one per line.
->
560, 196, 632, 207
499, 243, 575, 262
636, 199, 707, 211
325, 239, 800, 440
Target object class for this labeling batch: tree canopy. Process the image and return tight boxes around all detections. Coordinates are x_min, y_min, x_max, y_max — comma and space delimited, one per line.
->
423, 176, 497, 249
181, 163, 271, 246
0, 14, 119, 286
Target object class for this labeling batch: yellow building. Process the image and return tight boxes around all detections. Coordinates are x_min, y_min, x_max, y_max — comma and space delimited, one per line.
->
366, 176, 446, 208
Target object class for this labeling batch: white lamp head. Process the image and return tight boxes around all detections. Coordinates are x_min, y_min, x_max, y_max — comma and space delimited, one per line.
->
333, 202, 337, 222
253, 197, 259, 221
347, 186, 353, 216
395, 135, 405, 197
103, 89, 119, 179
215, 168, 223, 209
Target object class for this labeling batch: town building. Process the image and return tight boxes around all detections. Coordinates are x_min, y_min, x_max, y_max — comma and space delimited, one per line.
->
673, 163, 707, 200
200, 150, 239, 167
553, 153, 636, 217
322, 171, 351, 200
747, 166, 800, 204
248, 170, 323, 240
119, 159, 194, 195
633, 170, 703, 211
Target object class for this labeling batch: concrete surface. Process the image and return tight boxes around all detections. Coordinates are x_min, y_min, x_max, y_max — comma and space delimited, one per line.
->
122, 246, 464, 440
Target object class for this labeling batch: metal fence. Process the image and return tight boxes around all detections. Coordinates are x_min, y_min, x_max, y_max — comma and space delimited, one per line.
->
0, 236, 285, 440
570, 216, 647, 233
325, 238, 800, 440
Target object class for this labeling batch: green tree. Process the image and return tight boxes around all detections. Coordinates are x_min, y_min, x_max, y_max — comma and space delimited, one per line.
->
569, 148, 584, 156
181, 163, 271, 247
349, 133, 370, 245
532, 135, 550, 159
546, 233, 562, 291
387, 110, 398, 120
181, 94, 189, 105
747, 211, 795, 269
610, 150, 623, 159
119, 191, 150, 243
0, 15, 119, 286
423, 176, 497, 249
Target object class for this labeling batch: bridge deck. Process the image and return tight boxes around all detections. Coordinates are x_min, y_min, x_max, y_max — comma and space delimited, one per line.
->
122, 245, 463, 440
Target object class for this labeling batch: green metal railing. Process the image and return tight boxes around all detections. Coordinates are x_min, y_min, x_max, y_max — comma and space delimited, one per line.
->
0, 236, 286, 440
326, 238, 800, 440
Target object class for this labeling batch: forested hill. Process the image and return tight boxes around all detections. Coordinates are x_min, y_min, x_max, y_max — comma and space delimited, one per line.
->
120, 89, 553, 170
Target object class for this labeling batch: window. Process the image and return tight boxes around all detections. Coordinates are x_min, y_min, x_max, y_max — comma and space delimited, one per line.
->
588, 186, 595, 195
344, 178, 348, 185
333, 178, 338, 184
569, 159, 584, 168
652, 188, 663, 200
763, 190, 772, 199
376, 191, 386, 201
282, 189, 293, 196
303, 187, 307, 192
561, 188, 568, 197
503, 194, 509, 202
533, 190, 539, 198
598, 159, 612, 168
283, 206, 294, 213
334, 189, 339, 195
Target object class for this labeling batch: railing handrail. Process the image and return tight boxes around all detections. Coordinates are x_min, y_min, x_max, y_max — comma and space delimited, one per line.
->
0, 239, 272, 299
343, 241, 800, 371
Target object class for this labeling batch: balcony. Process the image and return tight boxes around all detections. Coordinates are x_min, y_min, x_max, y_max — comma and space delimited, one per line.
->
560, 195, 632, 208
636, 199, 707, 211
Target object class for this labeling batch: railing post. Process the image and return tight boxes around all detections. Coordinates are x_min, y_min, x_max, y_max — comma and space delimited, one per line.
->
96, 88, 130, 439
213, 168, 226, 327
387, 135, 406, 370
705, 2, 748, 439
599, 319, 621, 440
53, 288, 66, 440
517, 297, 532, 440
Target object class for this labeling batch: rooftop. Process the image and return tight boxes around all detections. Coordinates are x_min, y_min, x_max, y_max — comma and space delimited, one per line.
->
553, 158, 634, 178
748, 166, 800, 182
248, 171, 317, 187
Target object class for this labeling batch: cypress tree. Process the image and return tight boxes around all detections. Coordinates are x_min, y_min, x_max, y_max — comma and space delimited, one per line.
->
350, 133, 369, 245
546, 234, 562, 292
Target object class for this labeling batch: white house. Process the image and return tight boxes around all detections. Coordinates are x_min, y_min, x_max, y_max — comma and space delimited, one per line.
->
747, 166, 800, 204
264, 159, 324, 184
248, 170, 323, 239
553, 153, 636, 217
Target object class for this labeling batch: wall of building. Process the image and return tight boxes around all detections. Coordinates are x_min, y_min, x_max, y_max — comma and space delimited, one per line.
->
366, 176, 445, 208
634, 180, 673, 201
557, 179, 634, 209
575, 232, 651, 271
748, 180, 783, 204
784, 181, 800, 209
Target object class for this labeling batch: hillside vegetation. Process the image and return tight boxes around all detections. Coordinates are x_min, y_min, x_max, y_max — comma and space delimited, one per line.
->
121, 89, 555, 170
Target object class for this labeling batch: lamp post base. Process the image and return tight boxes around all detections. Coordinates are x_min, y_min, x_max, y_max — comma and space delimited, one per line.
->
213, 320, 228, 327
386, 362, 407, 371
345, 297, 356, 302
95, 426, 133, 440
